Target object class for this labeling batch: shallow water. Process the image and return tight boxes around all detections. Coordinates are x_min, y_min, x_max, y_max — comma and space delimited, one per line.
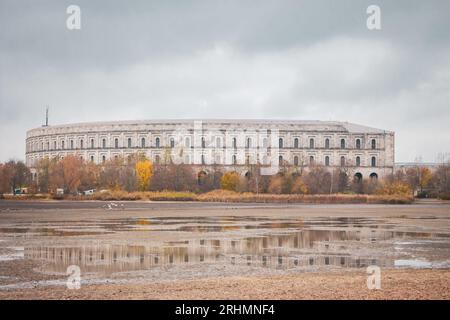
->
2, 215, 449, 276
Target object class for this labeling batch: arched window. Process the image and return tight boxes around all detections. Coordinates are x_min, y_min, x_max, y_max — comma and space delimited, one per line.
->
201, 154, 205, 165
340, 156, 345, 167
70, 140, 74, 149
102, 155, 106, 163
279, 138, 283, 149
80, 140, 84, 149
62, 140, 65, 149
294, 156, 299, 166
309, 138, 314, 149
141, 137, 145, 148
246, 155, 250, 165
278, 155, 283, 166
127, 138, 132, 148
102, 139, 106, 148
294, 138, 299, 149
216, 137, 221, 148
114, 138, 119, 149
155, 155, 160, 164
340, 139, 345, 149
90, 139, 94, 149
90, 155, 94, 162
370, 172, 378, 180
232, 137, 237, 149
325, 156, 330, 166
309, 156, 314, 165
46, 142, 50, 150
356, 156, 361, 167
232, 154, 237, 165
356, 139, 361, 149
325, 138, 330, 149
371, 139, 376, 150
185, 137, 190, 148
201, 137, 206, 148
371, 156, 376, 167
155, 137, 160, 148
262, 137, 268, 148
54, 141, 57, 150
170, 138, 175, 148
246, 137, 252, 148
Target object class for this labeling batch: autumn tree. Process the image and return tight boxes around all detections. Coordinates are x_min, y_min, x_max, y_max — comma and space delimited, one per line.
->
135, 159, 153, 191
304, 165, 332, 194
1, 160, 31, 194
220, 172, 242, 192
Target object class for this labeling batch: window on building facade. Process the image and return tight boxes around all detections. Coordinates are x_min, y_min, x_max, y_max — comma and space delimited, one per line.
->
54, 141, 57, 150
340, 139, 345, 149
128, 138, 132, 148
102, 155, 106, 163
340, 156, 345, 167
232, 154, 237, 165
356, 139, 361, 149
102, 139, 106, 148
156, 137, 160, 148
141, 137, 145, 148
90, 156, 94, 162
325, 156, 330, 166
279, 138, 283, 149
155, 155, 160, 164
91, 139, 94, 149
80, 140, 84, 149
185, 137, 190, 148
70, 140, 74, 149
216, 137, 221, 148
233, 138, 237, 149
262, 137, 268, 148
356, 156, 361, 167
62, 140, 65, 149
371, 139, 376, 149
170, 138, 175, 148
294, 156, 299, 166
201, 137, 206, 148
294, 138, 299, 148
278, 155, 283, 166
309, 156, 314, 165
371, 156, 376, 167
246, 137, 252, 148
309, 138, 314, 149
201, 154, 205, 165
114, 138, 119, 149
325, 138, 330, 149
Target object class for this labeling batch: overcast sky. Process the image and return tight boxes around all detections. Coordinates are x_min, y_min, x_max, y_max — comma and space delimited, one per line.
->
1, 0, 449, 163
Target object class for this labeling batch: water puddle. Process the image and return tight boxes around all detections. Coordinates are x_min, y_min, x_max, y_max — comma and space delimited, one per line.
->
1, 215, 450, 278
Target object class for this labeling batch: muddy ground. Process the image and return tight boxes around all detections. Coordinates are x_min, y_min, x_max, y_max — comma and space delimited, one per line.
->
0, 200, 449, 299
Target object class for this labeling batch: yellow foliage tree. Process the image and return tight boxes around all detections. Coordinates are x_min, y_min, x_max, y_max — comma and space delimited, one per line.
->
135, 160, 153, 191
220, 172, 241, 191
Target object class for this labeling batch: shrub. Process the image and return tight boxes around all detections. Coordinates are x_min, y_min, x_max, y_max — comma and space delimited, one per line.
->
376, 181, 412, 196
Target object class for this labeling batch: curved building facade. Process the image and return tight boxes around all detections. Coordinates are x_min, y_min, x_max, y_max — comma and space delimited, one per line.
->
26, 119, 394, 179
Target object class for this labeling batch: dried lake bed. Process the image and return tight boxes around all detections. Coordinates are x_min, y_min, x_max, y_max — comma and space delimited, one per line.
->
0, 200, 449, 299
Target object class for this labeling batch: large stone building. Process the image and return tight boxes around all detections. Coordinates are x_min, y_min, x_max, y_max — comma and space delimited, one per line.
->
26, 119, 394, 180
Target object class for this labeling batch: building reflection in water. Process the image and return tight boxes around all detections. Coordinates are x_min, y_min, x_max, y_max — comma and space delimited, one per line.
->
24, 227, 443, 274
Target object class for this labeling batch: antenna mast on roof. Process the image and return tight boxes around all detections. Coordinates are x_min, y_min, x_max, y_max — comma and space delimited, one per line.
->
43, 106, 49, 127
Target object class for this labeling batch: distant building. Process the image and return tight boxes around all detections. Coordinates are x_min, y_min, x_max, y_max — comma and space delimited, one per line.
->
26, 119, 395, 180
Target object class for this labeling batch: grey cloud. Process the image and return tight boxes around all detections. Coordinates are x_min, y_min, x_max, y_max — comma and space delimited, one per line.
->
0, 0, 449, 162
